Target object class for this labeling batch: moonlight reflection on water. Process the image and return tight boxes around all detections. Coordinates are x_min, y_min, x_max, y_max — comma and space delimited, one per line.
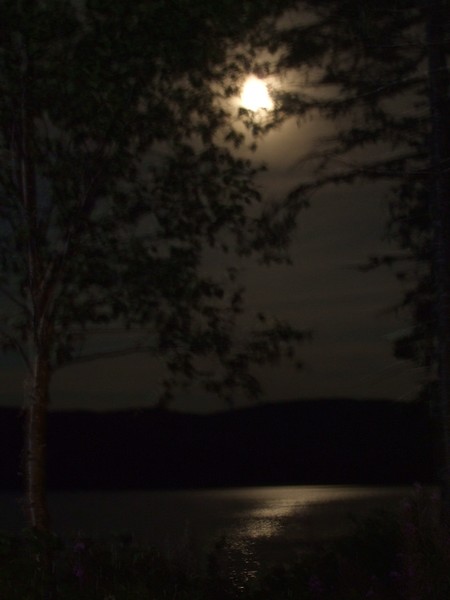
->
218, 485, 414, 587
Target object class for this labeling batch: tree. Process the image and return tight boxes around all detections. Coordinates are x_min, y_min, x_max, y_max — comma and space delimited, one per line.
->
0, 0, 305, 533
424, 0, 450, 515
273, 0, 450, 513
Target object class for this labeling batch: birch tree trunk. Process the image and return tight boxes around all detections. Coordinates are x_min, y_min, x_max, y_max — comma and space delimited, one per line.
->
14, 14, 54, 533
23, 352, 52, 532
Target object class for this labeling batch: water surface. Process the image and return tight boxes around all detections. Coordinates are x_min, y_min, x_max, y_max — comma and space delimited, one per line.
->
1, 485, 418, 585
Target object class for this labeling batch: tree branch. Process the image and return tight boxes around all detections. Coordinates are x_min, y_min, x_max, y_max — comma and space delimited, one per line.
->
0, 285, 30, 313
57, 344, 157, 369
0, 328, 31, 371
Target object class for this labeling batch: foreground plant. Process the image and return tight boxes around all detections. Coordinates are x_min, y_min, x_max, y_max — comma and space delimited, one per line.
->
0, 530, 218, 600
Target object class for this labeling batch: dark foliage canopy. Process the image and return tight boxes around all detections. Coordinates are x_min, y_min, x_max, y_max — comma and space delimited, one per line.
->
0, 0, 305, 405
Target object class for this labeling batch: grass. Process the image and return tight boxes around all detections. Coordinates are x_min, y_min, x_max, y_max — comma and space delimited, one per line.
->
1, 485, 449, 599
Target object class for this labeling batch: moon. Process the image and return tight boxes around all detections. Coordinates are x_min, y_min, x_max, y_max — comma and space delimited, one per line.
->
240, 76, 274, 111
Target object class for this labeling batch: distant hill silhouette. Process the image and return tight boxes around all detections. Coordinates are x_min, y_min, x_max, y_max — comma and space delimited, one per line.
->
0, 399, 435, 490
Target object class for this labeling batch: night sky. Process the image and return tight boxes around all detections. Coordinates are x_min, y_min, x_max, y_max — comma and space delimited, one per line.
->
1, 105, 421, 413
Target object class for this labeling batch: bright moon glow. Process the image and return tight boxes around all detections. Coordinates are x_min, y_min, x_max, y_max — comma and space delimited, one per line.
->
240, 77, 273, 111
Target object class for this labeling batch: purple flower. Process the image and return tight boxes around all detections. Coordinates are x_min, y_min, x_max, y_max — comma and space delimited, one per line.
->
308, 574, 324, 595
431, 491, 440, 503
403, 522, 417, 538
389, 570, 401, 580
73, 541, 86, 553
402, 499, 412, 512
73, 563, 84, 581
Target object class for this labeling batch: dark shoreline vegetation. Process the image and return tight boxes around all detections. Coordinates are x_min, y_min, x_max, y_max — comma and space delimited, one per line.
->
1, 486, 449, 599
0, 400, 435, 490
